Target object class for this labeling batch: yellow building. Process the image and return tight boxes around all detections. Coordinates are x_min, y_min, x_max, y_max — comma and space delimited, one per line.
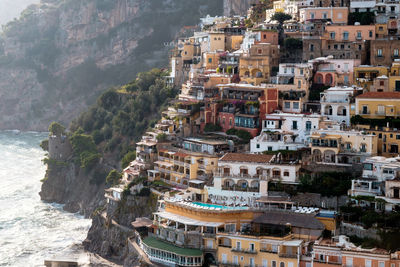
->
353, 66, 389, 91
145, 200, 325, 267
239, 43, 280, 85
310, 128, 378, 164
151, 148, 218, 187
389, 62, 400, 92
355, 92, 400, 119
356, 125, 400, 156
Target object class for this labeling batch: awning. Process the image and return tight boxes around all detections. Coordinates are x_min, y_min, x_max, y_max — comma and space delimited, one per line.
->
154, 211, 223, 227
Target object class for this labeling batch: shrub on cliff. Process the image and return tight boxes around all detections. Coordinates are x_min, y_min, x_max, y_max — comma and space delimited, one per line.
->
69, 130, 100, 170
69, 68, 178, 164
106, 170, 122, 186
121, 151, 136, 169
204, 123, 222, 132
48, 122, 66, 136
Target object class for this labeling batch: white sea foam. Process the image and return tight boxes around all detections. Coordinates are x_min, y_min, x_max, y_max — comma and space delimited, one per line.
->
0, 131, 91, 267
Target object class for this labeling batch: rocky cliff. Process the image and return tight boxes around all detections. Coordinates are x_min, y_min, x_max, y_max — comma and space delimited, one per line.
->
0, 0, 223, 130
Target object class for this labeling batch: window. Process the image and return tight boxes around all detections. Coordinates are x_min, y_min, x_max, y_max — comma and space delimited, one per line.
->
298, 80, 301, 88
280, 263, 285, 267
293, 102, 299, 109
236, 241, 241, 250
300, 69, 304, 75
306, 121, 312, 131
377, 48, 383, 57
343, 31, 349, 40
344, 63, 349, 72
310, 12, 315, 19
330, 32, 335, 39
365, 260, 372, 267
346, 258, 353, 267
256, 144, 260, 149
396, 80, 400, 91
394, 49, 399, 57
338, 12, 342, 18
310, 44, 314, 52
250, 243, 255, 252
222, 254, 227, 264
323, 12, 327, 19
271, 261, 277, 267
292, 121, 298, 130
233, 256, 239, 265
258, 49, 262, 54
284, 171, 289, 176
344, 75, 349, 84
262, 259, 268, 267
369, 30, 373, 37
208, 58, 212, 63
250, 258, 255, 267
285, 102, 291, 109
358, 45, 362, 50
396, 135, 400, 140
379, 262, 384, 267
357, 31, 362, 39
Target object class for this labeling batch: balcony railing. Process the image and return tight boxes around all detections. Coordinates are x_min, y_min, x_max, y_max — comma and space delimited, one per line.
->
260, 248, 278, 253
231, 248, 257, 254
279, 253, 298, 259
222, 186, 259, 192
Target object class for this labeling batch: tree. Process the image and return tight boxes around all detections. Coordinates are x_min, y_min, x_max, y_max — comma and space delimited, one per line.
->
40, 139, 49, 151
48, 122, 65, 136
156, 133, 168, 142
106, 169, 122, 186
271, 12, 292, 25
121, 151, 136, 169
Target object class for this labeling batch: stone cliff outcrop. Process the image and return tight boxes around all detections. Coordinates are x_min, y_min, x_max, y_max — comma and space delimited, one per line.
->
0, 0, 222, 130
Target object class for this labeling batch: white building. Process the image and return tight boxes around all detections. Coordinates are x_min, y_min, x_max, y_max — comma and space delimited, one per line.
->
207, 153, 301, 206
320, 86, 361, 126
250, 112, 323, 153
350, 156, 400, 199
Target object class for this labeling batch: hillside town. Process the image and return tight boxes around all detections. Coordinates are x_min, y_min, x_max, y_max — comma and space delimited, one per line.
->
103, 1, 400, 266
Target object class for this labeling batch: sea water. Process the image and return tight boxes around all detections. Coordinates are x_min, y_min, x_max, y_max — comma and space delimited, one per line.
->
0, 131, 91, 266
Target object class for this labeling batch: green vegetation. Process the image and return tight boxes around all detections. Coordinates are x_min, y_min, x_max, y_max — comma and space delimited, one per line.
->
106, 170, 122, 186
204, 123, 222, 132
156, 133, 168, 142
48, 122, 66, 136
121, 151, 136, 169
348, 12, 375, 25
271, 12, 292, 25
69, 130, 101, 170
284, 38, 303, 50
226, 128, 252, 143
69, 68, 177, 164
298, 172, 353, 196
309, 84, 330, 101
40, 139, 49, 151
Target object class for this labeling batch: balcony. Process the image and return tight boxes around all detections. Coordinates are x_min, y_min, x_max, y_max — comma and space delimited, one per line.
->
375, 111, 386, 115
231, 248, 257, 254
218, 261, 240, 267
314, 260, 342, 265
279, 253, 298, 259
260, 248, 278, 254
360, 110, 370, 115
222, 186, 259, 192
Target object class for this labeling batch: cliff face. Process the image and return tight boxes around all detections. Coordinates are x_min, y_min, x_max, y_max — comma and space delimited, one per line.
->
223, 0, 257, 16
0, 0, 223, 130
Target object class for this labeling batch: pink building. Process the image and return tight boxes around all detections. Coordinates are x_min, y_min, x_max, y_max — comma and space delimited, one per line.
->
312, 57, 361, 86
300, 7, 348, 24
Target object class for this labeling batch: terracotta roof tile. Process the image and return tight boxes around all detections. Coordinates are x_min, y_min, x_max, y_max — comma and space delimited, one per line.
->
220, 153, 274, 163
356, 92, 400, 99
